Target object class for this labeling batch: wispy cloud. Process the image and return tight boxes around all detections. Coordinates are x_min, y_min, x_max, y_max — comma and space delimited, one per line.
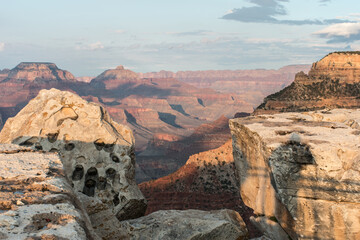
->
0, 42, 5, 52
167, 30, 213, 37
314, 22, 360, 43
221, 0, 349, 25
75, 41, 104, 51
115, 29, 126, 34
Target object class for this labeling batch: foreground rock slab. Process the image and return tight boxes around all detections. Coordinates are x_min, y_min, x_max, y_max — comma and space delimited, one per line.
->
230, 109, 360, 240
0, 88, 146, 237
120, 209, 248, 240
0, 144, 98, 239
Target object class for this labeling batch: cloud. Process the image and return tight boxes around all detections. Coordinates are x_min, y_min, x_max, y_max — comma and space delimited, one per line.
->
314, 22, 360, 43
0, 42, 4, 52
115, 29, 126, 34
167, 30, 212, 36
75, 41, 104, 50
222, 0, 349, 25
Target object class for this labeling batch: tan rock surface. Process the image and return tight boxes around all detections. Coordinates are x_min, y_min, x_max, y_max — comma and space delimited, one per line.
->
120, 209, 248, 240
256, 52, 360, 113
230, 109, 360, 239
0, 144, 98, 239
0, 88, 146, 237
307, 52, 360, 83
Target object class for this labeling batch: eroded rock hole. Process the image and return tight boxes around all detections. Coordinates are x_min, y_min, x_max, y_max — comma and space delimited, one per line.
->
83, 167, 99, 197
72, 165, 84, 181
64, 143, 75, 151
94, 139, 105, 151
113, 194, 120, 206
106, 168, 116, 179
19, 137, 38, 147
97, 177, 107, 190
104, 143, 115, 152
47, 132, 59, 143
111, 153, 120, 163
88, 167, 98, 176
49, 148, 58, 153
83, 179, 96, 197
34, 143, 43, 151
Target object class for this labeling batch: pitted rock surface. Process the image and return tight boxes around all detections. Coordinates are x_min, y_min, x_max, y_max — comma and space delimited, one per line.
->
120, 209, 248, 240
230, 109, 360, 239
0, 89, 146, 228
0, 144, 98, 240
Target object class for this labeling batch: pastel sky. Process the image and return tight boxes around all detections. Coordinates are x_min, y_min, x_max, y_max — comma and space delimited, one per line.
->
1, 0, 360, 76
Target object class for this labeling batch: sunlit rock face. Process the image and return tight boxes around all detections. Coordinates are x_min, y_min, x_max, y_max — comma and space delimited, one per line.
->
2, 62, 76, 83
230, 109, 360, 240
0, 89, 147, 234
0, 144, 99, 240
256, 52, 360, 114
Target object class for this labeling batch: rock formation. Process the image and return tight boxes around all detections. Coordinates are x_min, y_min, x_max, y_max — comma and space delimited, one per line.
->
120, 209, 248, 240
0, 63, 254, 181
0, 144, 98, 239
0, 89, 147, 237
140, 139, 261, 237
256, 52, 360, 113
90, 65, 141, 89
137, 116, 233, 182
141, 64, 311, 106
2, 62, 76, 83
230, 109, 360, 239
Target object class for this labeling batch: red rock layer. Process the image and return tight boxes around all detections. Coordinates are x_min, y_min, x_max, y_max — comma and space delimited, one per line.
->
139, 140, 261, 238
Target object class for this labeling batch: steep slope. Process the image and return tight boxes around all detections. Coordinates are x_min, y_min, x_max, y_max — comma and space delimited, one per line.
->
139, 140, 261, 237
256, 52, 360, 114
136, 116, 232, 182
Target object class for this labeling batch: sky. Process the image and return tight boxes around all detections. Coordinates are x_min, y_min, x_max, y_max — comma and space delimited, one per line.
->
1, 0, 360, 76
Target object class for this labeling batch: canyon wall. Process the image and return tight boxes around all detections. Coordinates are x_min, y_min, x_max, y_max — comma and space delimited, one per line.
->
230, 109, 360, 239
257, 52, 360, 113
142, 65, 310, 106
0, 88, 249, 240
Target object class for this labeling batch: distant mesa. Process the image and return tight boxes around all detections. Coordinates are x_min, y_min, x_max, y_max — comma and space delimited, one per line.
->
90, 64, 140, 89
1, 62, 76, 83
255, 51, 360, 114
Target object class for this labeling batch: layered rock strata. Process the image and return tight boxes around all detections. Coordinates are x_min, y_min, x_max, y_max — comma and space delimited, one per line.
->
0, 144, 98, 239
0, 89, 147, 237
256, 52, 360, 113
230, 109, 360, 239
140, 140, 261, 237
120, 209, 248, 240
2, 62, 76, 83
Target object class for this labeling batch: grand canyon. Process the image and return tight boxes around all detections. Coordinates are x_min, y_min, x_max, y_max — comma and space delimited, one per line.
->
1, 51, 360, 240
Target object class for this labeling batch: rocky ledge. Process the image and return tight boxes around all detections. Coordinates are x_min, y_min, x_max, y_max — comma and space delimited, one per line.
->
120, 209, 248, 240
230, 109, 360, 239
0, 144, 98, 239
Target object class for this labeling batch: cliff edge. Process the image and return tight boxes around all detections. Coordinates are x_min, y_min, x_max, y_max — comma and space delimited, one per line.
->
256, 52, 360, 113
